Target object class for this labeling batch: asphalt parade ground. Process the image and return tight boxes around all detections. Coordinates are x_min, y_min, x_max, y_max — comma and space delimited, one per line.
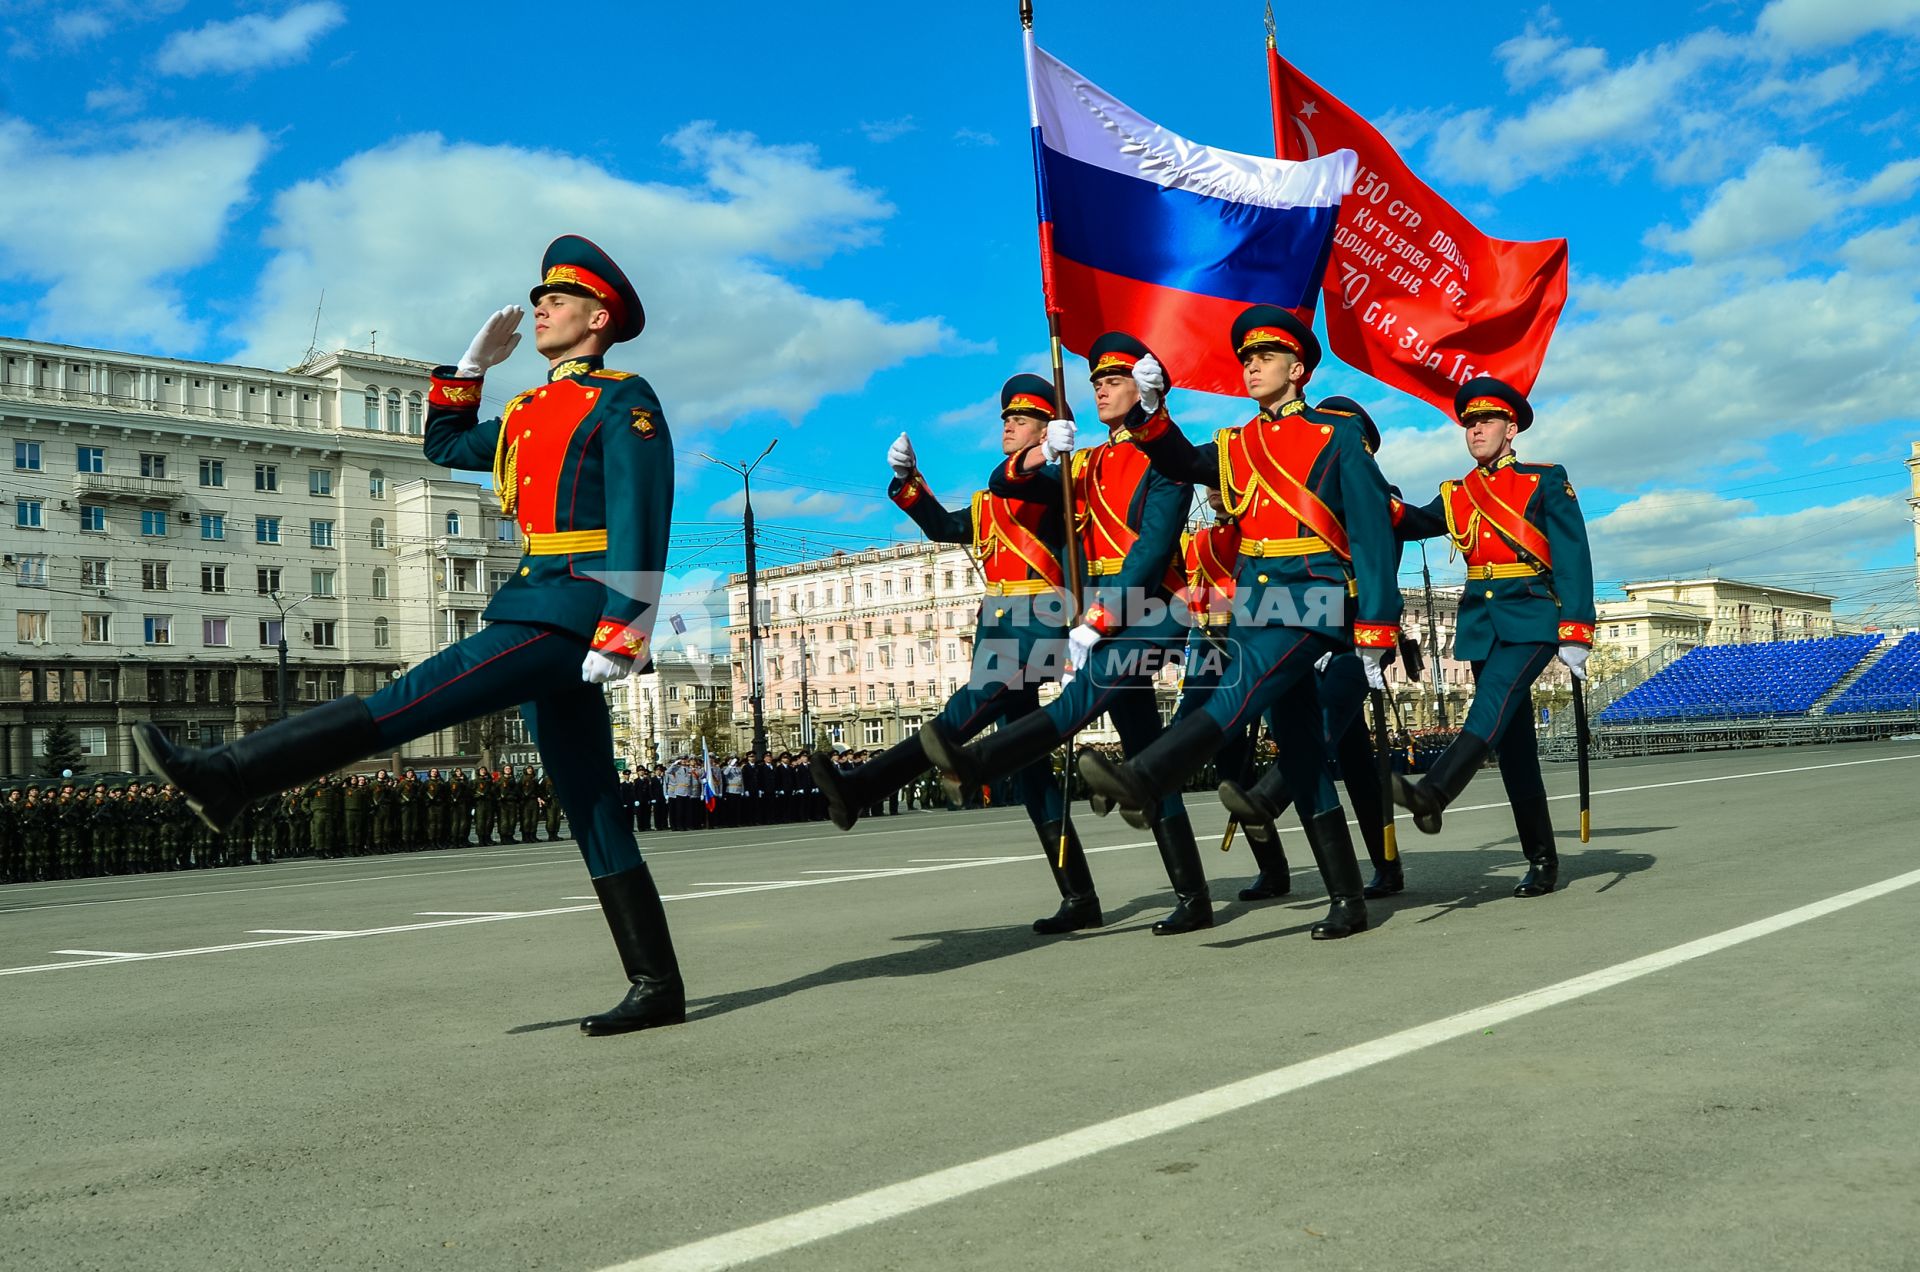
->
4, 739, 1918, 1272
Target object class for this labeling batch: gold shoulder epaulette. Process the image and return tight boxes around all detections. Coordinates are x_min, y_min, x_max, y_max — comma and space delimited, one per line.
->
589, 369, 637, 381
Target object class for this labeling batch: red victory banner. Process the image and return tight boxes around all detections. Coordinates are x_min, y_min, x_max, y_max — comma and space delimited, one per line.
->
1269, 50, 1569, 413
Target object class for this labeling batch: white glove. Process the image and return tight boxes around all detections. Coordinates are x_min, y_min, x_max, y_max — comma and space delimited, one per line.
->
1065, 623, 1102, 677
1045, 417, 1076, 458
455, 305, 525, 378
887, 432, 916, 479
581, 650, 634, 685
1132, 354, 1166, 415
1313, 651, 1334, 674
1559, 643, 1589, 681
1360, 646, 1388, 691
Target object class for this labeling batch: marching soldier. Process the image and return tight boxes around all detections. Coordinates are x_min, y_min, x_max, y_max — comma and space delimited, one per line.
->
1390, 376, 1594, 897
920, 335, 1210, 935
814, 372, 1090, 931
541, 771, 563, 840
132, 235, 686, 1035
1074, 307, 1402, 940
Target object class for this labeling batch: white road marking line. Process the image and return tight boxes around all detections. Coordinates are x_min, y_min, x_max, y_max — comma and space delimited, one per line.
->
601, 865, 1920, 1272
689, 882, 808, 888
413, 911, 522, 918
50, 949, 144, 959
800, 868, 914, 875
247, 929, 355, 936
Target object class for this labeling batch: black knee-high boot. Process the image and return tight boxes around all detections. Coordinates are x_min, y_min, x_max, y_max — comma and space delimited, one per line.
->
1217, 768, 1292, 900
1150, 814, 1213, 935
133, 697, 381, 833
920, 712, 1062, 805
1304, 808, 1369, 940
1391, 733, 1492, 835
1510, 794, 1560, 897
1078, 712, 1224, 827
811, 736, 929, 832
581, 863, 686, 1036
1032, 819, 1102, 934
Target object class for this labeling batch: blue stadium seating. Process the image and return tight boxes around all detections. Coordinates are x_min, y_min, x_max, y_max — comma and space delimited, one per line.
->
1826, 632, 1920, 715
1596, 634, 1884, 723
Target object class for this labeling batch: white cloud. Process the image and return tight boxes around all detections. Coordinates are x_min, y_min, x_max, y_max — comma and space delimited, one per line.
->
0, 118, 267, 348
953, 128, 999, 147
1840, 217, 1920, 271
1587, 490, 1911, 582
859, 117, 917, 144
83, 83, 145, 115
155, 1, 344, 76
1756, 0, 1920, 51
1495, 18, 1608, 89
707, 487, 848, 520
51, 10, 109, 43
1742, 59, 1881, 113
233, 128, 954, 432
1645, 145, 1849, 260
1854, 156, 1920, 205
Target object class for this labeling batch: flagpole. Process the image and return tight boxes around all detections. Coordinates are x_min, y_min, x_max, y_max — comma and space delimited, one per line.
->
1023, 0, 1083, 867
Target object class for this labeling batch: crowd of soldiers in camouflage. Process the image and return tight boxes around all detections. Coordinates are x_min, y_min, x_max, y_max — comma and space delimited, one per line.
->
0, 764, 566, 882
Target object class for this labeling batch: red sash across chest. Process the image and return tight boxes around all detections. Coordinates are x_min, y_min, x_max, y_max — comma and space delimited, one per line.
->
1221, 417, 1350, 557
1445, 465, 1553, 568
1071, 442, 1183, 592
494, 380, 603, 533
1181, 522, 1241, 621
971, 492, 1064, 588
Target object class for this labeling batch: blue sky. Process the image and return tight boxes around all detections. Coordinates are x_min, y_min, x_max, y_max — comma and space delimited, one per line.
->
3, 0, 1918, 623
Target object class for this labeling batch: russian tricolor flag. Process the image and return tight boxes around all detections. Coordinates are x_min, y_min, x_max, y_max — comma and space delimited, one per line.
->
1027, 40, 1358, 397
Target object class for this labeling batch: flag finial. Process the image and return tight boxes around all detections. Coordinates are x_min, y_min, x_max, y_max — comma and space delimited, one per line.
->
1264, 1, 1276, 50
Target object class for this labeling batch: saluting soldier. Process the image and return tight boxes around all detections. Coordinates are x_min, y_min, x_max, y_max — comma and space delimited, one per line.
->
1074, 306, 1402, 940
1390, 376, 1594, 897
132, 235, 687, 1035
342, 774, 370, 855
370, 771, 397, 854
921, 335, 1210, 935
815, 373, 1092, 930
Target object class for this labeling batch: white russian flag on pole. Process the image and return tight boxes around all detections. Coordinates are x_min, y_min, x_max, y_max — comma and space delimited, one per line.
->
1026, 36, 1357, 396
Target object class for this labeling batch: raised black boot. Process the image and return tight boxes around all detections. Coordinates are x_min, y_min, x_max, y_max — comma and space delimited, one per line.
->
920, 712, 1062, 808
1078, 712, 1224, 828
1510, 794, 1561, 898
1150, 814, 1214, 935
133, 697, 381, 833
811, 736, 929, 832
581, 863, 686, 1036
1032, 819, 1103, 934
1391, 732, 1492, 835
1218, 765, 1293, 900
1304, 808, 1369, 940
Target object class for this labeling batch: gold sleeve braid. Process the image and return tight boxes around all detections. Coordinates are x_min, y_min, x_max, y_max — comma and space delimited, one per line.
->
1217, 429, 1257, 519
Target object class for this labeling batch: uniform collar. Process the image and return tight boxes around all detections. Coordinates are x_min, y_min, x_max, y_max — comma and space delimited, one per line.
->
548, 354, 605, 382
1262, 397, 1309, 422
1476, 452, 1520, 477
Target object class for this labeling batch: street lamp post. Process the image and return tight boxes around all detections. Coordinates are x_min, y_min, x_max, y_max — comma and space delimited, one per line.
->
268, 590, 316, 722
698, 439, 778, 757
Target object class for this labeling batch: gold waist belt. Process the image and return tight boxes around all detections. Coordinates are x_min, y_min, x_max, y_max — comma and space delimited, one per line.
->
1085, 557, 1126, 576
1466, 562, 1541, 580
982, 578, 1057, 596
525, 529, 608, 555
1241, 535, 1329, 558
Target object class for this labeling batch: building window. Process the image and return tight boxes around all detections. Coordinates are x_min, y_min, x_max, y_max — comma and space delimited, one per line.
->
18, 555, 47, 586
141, 561, 169, 591
81, 613, 110, 642
371, 567, 388, 599
494, 518, 516, 543
201, 563, 227, 593
368, 469, 386, 499
369, 518, 386, 549
311, 569, 335, 597
863, 719, 884, 745
310, 519, 335, 548
259, 618, 283, 646
445, 510, 461, 537
488, 569, 508, 593
364, 386, 380, 429
79, 558, 110, 588
407, 392, 423, 434
140, 509, 168, 536
373, 616, 390, 648
255, 463, 278, 492
257, 566, 281, 595
15, 499, 42, 529
144, 614, 172, 645
199, 457, 224, 487
17, 610, 48, 643
312, 620, 337, 647
387, 390, 401, 432
14, 440, 41, 471
203, 617, 229, 647
75, 444, 105, 473
256, 516, 280, 544
201, 512, 225, 540
140, 452, 167, 478
79, 503, 106, 532
309, 468, 332, 496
